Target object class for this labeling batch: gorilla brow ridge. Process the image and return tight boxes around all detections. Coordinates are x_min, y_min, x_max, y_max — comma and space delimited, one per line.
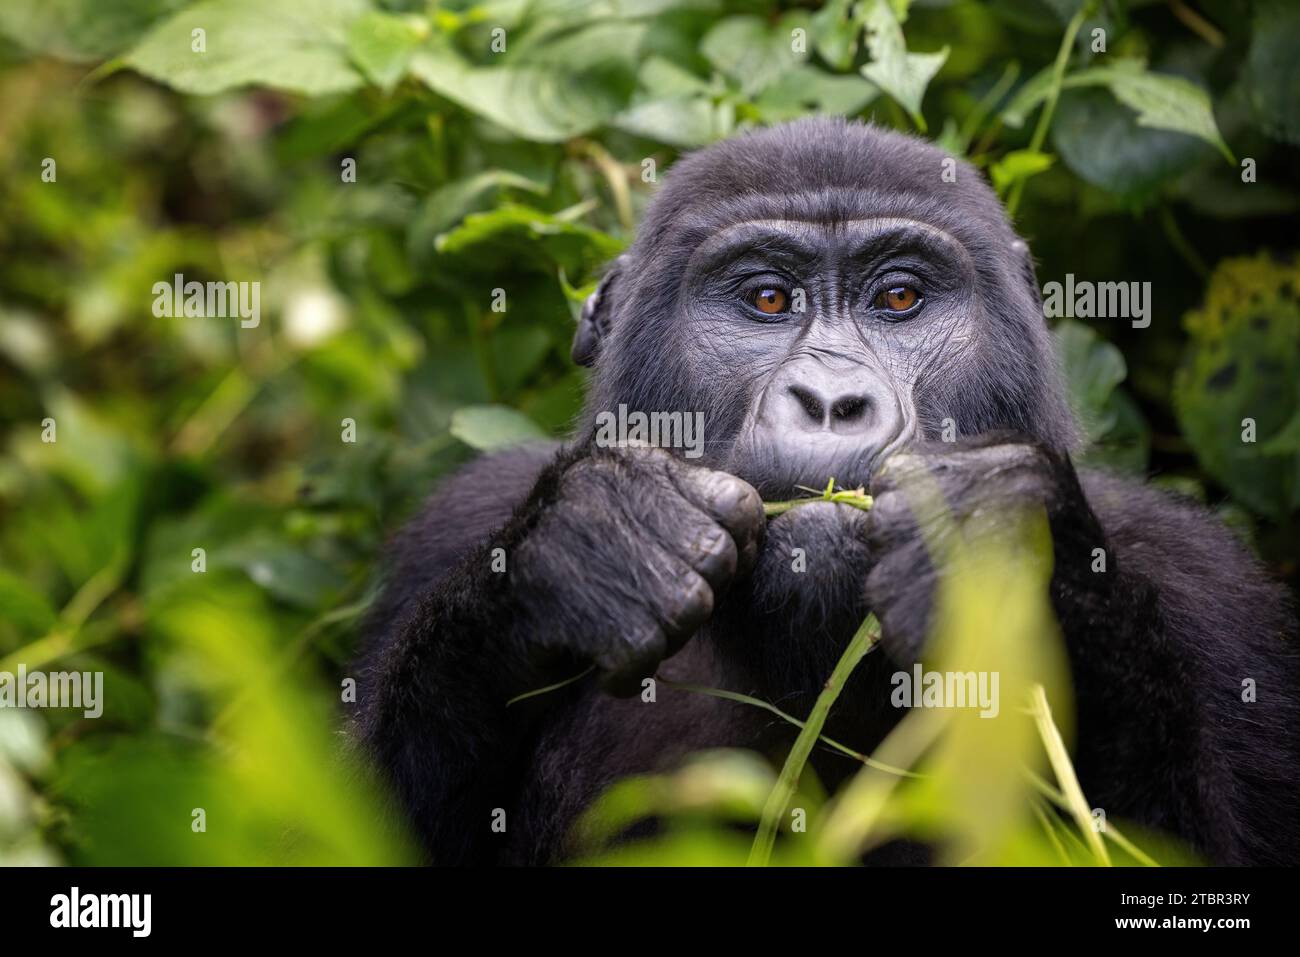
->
678, 212, 978, 278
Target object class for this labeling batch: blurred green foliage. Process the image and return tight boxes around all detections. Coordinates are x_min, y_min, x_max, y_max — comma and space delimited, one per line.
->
0, 0, 1296, 865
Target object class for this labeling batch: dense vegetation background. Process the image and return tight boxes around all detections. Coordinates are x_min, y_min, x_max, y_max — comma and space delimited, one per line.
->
0, 0, 1296, 865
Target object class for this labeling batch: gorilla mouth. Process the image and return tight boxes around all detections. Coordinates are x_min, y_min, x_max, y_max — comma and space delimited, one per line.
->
725, 419, 916, 498
725, 375, 918, 497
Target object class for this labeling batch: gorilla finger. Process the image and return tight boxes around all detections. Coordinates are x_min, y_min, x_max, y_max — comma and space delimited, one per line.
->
658, 566, 714, 655
596, 621, 668, 697
866, 562, 933, 666
629, 495, 738, 590
676, 522, 739, 590
864, 489, 921, 551
672, 468, 765, 568
869, 451, 930, 496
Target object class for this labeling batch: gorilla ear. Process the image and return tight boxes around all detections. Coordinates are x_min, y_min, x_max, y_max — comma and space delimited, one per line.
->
572, 257, 624, 367
1011, 238, 1045, 321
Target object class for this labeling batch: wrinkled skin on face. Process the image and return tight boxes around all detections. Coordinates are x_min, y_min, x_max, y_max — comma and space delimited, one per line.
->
575, 119, 1073, 496
355, 119, 1300, 867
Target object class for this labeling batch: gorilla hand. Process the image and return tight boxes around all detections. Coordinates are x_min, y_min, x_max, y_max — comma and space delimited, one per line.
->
863, 434, 1107, 666
511, 446, 765, 695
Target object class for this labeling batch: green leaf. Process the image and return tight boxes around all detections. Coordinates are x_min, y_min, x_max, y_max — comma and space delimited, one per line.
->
1174, 254, 1300, 520
754, 67, 877, 123
407, 171, 547, 264
612, 96, 724, 148
508, 17, 650, 69
811, 0, 867, 72
0, 570, 58, 638
450, 405, 549, 451
932, 116, 964, 157
1075, 62, 1232, 163
1002, 65, 1055, 129
615, 58, 723, 147
1054, 319, 1126, 443
1007, 59, 1232, 163
859, 0, 949, 132
1260, 409, 1300, 455
346, 11, 427, 91
410, 36, 634, 142
0, 0, 187, 61
636, 56, 713, 97
989, 149, 1054, 195
434, 203, 623, 274
1243, 0, 1300, 146
1052, 321, 1150, 473
1051, 88, 1212, 200
700, 15, 804, 97
124, 0, 369, 96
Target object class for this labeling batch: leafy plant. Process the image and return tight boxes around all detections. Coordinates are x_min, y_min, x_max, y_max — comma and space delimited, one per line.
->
1, 0, 1296, 866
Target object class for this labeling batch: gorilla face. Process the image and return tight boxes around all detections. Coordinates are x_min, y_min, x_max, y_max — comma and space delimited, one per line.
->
689, 217, 982, 491
575, 118, 1075, 497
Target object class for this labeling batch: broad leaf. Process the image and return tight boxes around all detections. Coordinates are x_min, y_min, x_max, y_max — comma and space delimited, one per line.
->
410, 36, 635, 142
450, 404, 549, 451
346, 11, 427, 91
1243, 0, 1300, 146
434, 203, 624, 271
0, 0, 187, 61
1004, 59, 1231, 163
989, 149, 1054, 195
859, 0, 949, 132
811, 0, 866, 72
754, 67, 877, 122
1174, 254, 1300, 519
124, 0, 368, 95
612, 96, 725, 148
1051, 88, 1212, 200
407, 171, 547, 264
1053, 319, 1149, 473
701, 14, 804, 97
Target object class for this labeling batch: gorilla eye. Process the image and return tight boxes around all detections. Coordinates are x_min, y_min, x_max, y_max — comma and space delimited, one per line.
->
874, 285, 921, 314
752, 287, 789, 315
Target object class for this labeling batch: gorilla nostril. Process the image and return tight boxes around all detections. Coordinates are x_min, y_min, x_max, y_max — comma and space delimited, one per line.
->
788, 385, 826, 424
832, 395, 868, 423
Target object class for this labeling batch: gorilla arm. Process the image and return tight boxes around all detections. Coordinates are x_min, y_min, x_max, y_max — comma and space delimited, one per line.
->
352, 443, 764, 863
862, 435, 1300, 864
351, 443, 556, 864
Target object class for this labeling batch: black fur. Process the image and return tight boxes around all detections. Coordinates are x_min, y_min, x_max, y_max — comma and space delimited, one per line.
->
352, 119, 1299, 865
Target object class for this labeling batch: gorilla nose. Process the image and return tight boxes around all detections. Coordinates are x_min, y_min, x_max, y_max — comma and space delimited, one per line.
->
750, 360, 910, 483
783, 384, 876, 435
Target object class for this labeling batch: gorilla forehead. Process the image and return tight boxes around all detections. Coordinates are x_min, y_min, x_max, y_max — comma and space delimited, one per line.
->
632, 118, 1015, 260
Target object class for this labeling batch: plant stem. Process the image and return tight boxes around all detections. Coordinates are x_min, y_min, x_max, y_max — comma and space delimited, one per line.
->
1029, 683, 1111, 865
1025, 768, 1157, 865
1007, 5, 1090, 217
575, 139, 634, 232
763, 485, 873, 517
960, 61, 1020, 154
1, 550, 128, 673
658, 675, 917, 778
506, 665, 595, 706
1168, 0, 1224, 48
747, 612, 881, 867
1160, 204, 1209, 278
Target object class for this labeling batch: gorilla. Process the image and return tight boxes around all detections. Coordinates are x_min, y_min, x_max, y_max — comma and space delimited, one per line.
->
353, 118, 1299, 865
